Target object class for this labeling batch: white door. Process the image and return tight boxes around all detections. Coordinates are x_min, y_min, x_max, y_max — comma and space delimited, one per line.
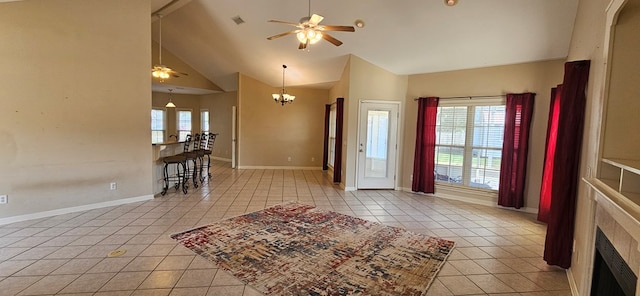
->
357, 101, 399, 189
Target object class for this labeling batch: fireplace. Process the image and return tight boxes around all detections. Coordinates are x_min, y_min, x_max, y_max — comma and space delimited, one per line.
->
591, 228, 637, 296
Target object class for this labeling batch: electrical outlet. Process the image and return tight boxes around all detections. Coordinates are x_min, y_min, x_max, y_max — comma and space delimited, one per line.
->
287, 156, 292, 162
110, 182, 117, 190
0, 195, 7, 204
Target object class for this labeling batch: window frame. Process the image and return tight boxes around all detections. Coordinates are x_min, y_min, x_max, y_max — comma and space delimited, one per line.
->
328, 104, 337, 168
435, 97, 506, 192
151, 107, 167, 144
200, 109, 210, 133
176, 108, 193, 142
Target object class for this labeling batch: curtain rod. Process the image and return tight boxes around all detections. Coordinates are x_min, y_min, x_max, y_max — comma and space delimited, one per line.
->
413, 95, 505, 101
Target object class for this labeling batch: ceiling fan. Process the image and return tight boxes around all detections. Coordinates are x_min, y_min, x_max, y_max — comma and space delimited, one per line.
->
151, 14, 188, 82
266, 0, 355, 50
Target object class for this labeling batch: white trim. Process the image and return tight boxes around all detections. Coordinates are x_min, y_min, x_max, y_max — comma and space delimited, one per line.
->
212, 156, 232, 162
566, 268, 579, 296
356, 100, 402, 190
237, 166, 322, 170
0, 195, 154, 226
344, 186, 357, 191
399, 187, 538, 214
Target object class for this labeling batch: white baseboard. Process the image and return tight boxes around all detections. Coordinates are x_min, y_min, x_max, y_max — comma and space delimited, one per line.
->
237, 166, 322, 170
0, 195, 154, 226
400, 187, 539, 214
344, 186, 357, 191
212, 156, 232, 162
566, 268, 579, 296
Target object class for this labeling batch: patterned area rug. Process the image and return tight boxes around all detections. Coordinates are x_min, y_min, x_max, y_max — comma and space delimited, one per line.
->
171, 202, 455, 295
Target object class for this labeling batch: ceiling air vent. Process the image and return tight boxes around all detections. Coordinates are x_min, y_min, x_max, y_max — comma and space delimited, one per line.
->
232, 16, 245, 25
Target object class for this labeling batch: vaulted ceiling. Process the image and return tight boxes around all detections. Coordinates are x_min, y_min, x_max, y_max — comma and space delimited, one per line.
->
151, 0, 579, 92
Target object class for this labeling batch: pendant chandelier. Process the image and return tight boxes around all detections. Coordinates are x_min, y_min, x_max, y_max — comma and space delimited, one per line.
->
272, 65, 295, 106
165, 89, 176, 108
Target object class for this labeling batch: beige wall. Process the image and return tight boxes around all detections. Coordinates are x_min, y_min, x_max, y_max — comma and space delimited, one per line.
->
343, 56, 408, 189
0, 0, 152, 218
238, 74, 328, 168
567, 0, 639, 293
151, 40, 223, 92
201, 91, 237, 160
404, 60, 564, 210
602, 0, 640, 160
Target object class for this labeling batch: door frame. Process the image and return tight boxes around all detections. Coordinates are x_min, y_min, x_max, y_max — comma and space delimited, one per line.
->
355, 100, 402, 190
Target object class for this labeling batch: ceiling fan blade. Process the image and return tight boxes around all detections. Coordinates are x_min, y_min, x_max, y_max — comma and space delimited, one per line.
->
267, 30, 298, 40
298, 42, 307, 50
267, 19, 300, 27
320, 25, 355, 32
322, 33, 343, 46
309, 14, 324, 25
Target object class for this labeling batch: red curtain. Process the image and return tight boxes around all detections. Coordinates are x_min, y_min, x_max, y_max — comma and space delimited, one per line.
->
333, 98, 344, 184
538, 86, 562, 222
412, 97, 439, 193
498, 93, 536, 209
544, 60, 591, 269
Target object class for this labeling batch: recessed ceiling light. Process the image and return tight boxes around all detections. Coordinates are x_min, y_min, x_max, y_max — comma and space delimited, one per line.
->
445, 0, 458, 6
355, 19, 365, 28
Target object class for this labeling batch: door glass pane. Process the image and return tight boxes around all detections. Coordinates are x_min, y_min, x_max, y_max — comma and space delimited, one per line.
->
365, 110, 389, 178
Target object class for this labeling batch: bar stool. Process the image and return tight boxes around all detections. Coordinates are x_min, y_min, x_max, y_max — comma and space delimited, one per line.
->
202, 133, 217, 179
195, 132, 208, 183
160, 137, 190, 195
178, 134, 200, 188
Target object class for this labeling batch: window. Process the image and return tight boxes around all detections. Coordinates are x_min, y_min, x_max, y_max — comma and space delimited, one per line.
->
151, 108, 166, 144
177, 109, 192, 141
328, 105, 337, 167
201, 110, 210, 133
435, 99, 505, 190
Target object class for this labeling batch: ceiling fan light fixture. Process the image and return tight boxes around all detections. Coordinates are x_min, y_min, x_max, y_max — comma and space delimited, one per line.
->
296, 29, 323, 44
445, 0, 458, 6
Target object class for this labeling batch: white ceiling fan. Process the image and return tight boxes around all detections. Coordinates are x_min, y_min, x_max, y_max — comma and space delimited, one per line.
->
266, 0, 355, 50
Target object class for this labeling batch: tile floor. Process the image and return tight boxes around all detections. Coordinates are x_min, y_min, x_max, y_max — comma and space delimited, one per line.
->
0, 161, 571, 295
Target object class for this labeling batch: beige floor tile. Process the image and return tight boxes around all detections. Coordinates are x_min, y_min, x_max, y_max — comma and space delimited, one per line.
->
87, 257, 135, 273
100, 271, 151, 291
207, 285, 245, 296
0, 260, 36, 276
122, 256, 165, 272
131, 289, 171, 296
138, 270, 184, 289
0, 276, 43, 295
425, 279, 454, 296
497, 273, 545, 292
467, 274, 515, 293
438, 275, 484, 295
448, 260, 489, 275
472, 258, 516, 274
14, 259, 69, 276
169, 287, 209, 296
17, 274, 79, 295
60, 272, 115, 293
